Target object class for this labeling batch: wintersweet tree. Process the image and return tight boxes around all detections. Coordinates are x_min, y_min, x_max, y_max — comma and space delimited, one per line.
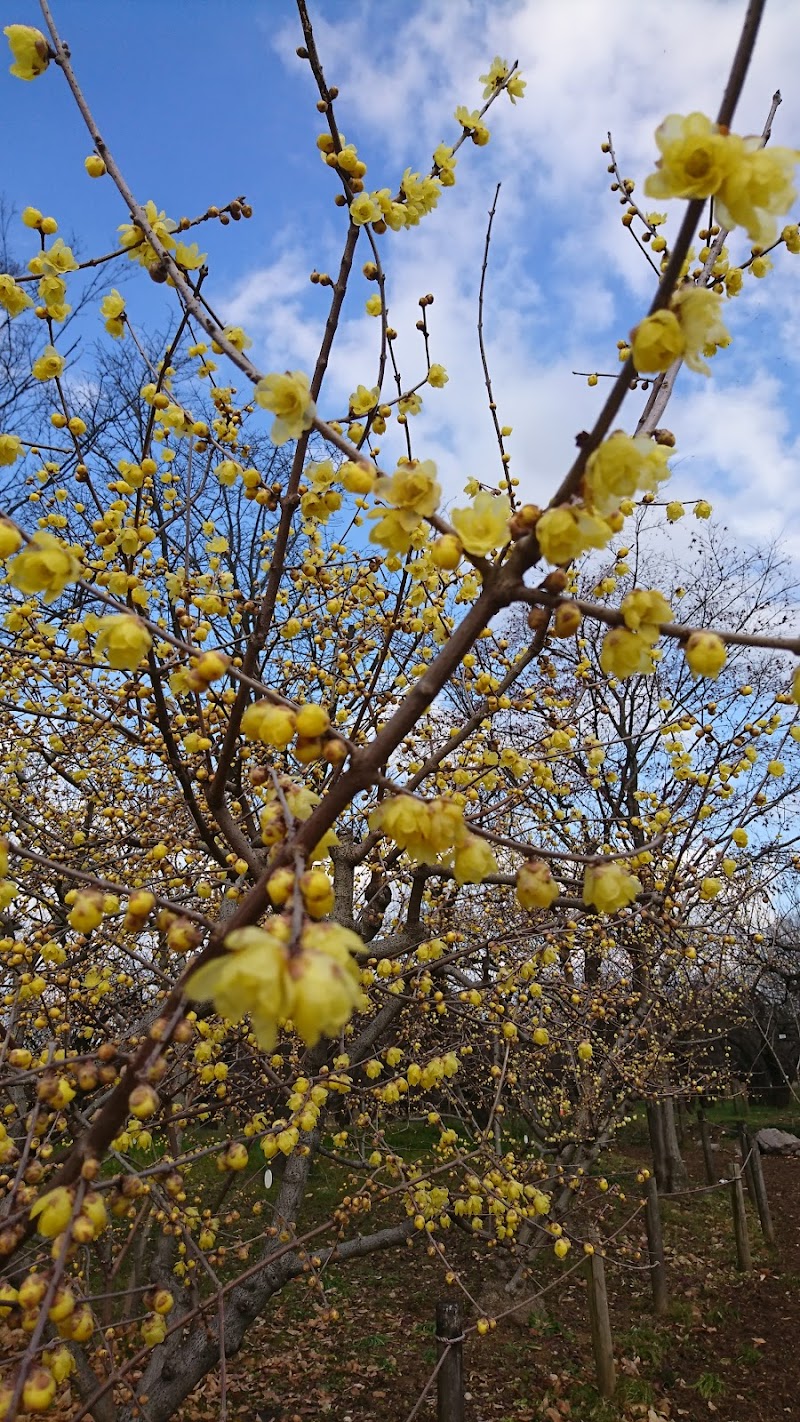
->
1, 1, 800, 1418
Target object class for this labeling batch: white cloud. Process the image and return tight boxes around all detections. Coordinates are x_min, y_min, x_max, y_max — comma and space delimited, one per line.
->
240, 0, 800, 553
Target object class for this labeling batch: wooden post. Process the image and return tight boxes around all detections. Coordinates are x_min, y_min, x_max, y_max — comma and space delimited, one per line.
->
743, 1128, 775, 1245
730, 1164, 752, 1272
675, 1095, 685, 1147
644, 1175, 668, 1315
436, 1300, 464, 1422
739, 1125, 758, 1212
585, 1251, 616, 1397
698, 1108, 716, 1185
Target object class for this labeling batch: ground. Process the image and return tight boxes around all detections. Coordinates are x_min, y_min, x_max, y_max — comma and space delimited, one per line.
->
218, 1104, 800, 1422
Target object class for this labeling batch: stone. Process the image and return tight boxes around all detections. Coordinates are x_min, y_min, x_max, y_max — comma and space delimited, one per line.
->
755, 1127, 800, 1155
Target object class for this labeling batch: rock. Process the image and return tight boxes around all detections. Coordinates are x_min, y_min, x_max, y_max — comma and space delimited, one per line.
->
755, 1127, 800, 1155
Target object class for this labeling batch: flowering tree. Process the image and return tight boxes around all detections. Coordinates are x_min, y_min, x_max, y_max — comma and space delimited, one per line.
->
1, 1, 800, 1418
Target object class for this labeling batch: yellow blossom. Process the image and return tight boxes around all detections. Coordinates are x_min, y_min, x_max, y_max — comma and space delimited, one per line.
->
600, 625, 658, 678
349, 192, 382, 226
8, 531, 81, 602
700, 877, 722, 900
32, 344, 65, 382
583, 861, 641, 914
287, 922, 364, 1046
94, 614, 153, 670
666, 500, 684, 522
452, 833, 498, 884
376, 462, 442, 523
716, 140, 800, 245
694, 499, 712, 519
0, 272, 33, 316
684, 631, 726, 679
644, 113, 739, 201
186, 924, 291, 1050
620, 588, 672, 632
368, 505, 425, 554
631, 309, 685, 373
30, 1186, 74, 1238
349, 383, 380, 416
450, 492, 511, 556
427, 363, 449, 387
583, 431, 671, 515
516, 859, 559, 911
254, 370, 316, 445
240, 699, 297, 747
101, 288, 126, 337
370, 794, 465, 865
670, 286, 730, 374
4, 24, 50, 80
536, 504, 613, 565
0, 519, 22, 559
0, 433, 22, 466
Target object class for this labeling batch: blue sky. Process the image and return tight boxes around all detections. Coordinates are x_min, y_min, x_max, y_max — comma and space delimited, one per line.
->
3, 0, 800, 551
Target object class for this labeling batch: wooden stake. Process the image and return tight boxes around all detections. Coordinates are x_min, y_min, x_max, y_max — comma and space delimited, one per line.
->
743, 1127, 775, 1245
698, 1107, 716, 1185
585, 1252, 616, 1397
436, 1300, 464, 1422
730, 1163, 752, 1271
644, 1175, 668, 1315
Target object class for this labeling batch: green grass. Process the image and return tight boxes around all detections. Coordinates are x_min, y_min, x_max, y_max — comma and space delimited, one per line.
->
695, 1371, 726, 1400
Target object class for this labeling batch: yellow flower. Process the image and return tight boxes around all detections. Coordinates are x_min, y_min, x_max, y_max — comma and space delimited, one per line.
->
240, 699, 297, 747
583, 432, 671, 515
583, 861, 641, 913
767, 759, 784, 777
454, 105, 490, 146
536, 504, 613, 565
450, 492, 511, 556
349, 383, 380, 416
700, 877, 722, 900
68, 890, 104, 933
427, 363, 449, 387
732, 828, 748, 847
600, 626, 658, 678
631, 309, 685, 373
644, 113, 738, 201
220, 324, 252, 352
254, 370, 316, 445
118, 200, 178, 267
666, 500, 684, 522
0, 272, 33, 316
370, 794, 465, 865
30, 1185, 74, 1238
287, 922, 363, 1046
85, 153, 106, 177
349, 192, 382, 226
0, 433, 22, 466
8, 531, 81, 602
716, 140, 799, 245
516, 859, 559, 911
299, 868, 335, 919
32, 343, 65, 381
620, 588, 672, 632
684, 630, 726, 679
94, 613, 153, 670
0, 519, 22, 559
368, 505, 424, 554
452, 833, 498, 884
21, 1368, 57, 1413
375, 460, 441, 519
694, 499, 712, 518
186, 925, 291, 1050
100, 288, 126, 338
671, 286, 730, 374
4, 24, 50, 80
